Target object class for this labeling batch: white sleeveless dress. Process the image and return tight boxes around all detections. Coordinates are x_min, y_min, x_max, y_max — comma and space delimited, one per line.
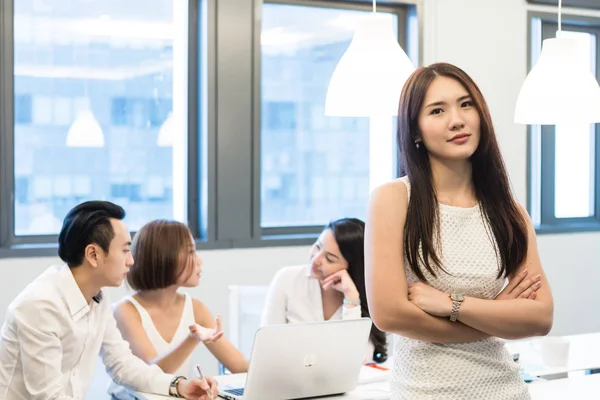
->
108, 293, 196, 399
391, 177, 530, 400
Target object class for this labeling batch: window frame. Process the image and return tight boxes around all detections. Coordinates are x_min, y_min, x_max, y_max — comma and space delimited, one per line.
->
0, 0, 205, 257
527, 0, 600, 11
252, 0, 417, 241
0, 0, 420, 257
527, 11, 600, 234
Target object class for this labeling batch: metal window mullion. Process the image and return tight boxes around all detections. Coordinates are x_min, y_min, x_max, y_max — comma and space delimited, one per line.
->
0, 0, 15, 249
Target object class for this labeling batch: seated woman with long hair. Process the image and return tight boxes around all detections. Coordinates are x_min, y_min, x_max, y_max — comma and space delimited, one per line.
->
261, 218, 387, 364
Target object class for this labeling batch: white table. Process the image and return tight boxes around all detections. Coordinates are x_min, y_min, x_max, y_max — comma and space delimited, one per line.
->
506, 332, 600, 377
133, 383, 391, 400
134, 374, 600, 400
528, 373, 600, 399
133, 371, 392, 400
133, 333, 600, 399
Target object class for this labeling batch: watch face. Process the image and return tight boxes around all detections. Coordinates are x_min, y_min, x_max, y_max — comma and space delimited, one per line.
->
451, 293, 464, 301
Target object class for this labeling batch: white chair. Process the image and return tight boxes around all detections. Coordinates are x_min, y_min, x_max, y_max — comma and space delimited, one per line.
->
227, 285, 270, 361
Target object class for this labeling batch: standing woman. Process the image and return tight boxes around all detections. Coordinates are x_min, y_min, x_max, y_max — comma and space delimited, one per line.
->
365, 63, 553, 399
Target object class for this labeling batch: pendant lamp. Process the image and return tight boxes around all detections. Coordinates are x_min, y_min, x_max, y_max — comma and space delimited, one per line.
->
66, 109, 105, 148
514, 0, 600, 124
324, 0, 415, 117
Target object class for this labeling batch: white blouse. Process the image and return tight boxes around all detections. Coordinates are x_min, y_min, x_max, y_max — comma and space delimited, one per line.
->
260, 264, 375, 361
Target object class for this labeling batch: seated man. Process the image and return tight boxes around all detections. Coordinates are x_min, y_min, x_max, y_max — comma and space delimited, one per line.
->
0, 201, 218, 400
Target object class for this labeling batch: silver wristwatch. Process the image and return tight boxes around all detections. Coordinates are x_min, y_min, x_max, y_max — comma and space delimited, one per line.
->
343, 297, 361, 307
169, 375, 186, 398
449, 293, 464, 322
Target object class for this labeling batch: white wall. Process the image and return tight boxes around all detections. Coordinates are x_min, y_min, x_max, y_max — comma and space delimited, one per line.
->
0, 0, 599, 382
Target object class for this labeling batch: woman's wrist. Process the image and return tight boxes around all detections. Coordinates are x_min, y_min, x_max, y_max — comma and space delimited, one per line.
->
343, 290, 360, 307
187, 332, 202, 344
344, 289, 359, 302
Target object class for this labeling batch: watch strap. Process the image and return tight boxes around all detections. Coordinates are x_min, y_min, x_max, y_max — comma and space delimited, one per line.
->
343, 297, 361, 307
169, 375, 186, 398
449, 295, 463, 322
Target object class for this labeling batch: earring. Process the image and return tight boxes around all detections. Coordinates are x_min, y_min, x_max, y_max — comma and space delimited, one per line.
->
415, 140, 420, 149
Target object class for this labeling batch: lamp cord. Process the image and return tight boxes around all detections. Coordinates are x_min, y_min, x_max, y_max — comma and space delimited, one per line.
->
558, 0, 562, 36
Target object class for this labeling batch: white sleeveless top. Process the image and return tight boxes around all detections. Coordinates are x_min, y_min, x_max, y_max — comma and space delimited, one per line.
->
391, 177, 530, 400
108, 293, 196, 399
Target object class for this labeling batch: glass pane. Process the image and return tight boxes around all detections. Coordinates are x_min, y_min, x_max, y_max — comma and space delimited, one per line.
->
260, 4, 399, 227
13, 0, 189, 235
555, 124, 596, 218
554, 30, 596, 219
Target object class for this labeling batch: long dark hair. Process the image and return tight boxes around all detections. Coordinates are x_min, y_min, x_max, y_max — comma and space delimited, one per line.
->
397, 63, 528, 281
326, 218, 387, 363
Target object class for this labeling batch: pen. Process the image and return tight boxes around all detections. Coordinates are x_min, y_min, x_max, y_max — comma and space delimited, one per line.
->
195, 364, 207, 383
196, 364, 217, 399
365, 363, 389, 371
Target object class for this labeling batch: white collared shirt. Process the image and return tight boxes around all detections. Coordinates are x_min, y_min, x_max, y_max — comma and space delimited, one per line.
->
0, 265, 173, 400
260, 265, 374, 361
260, 264, 362, 325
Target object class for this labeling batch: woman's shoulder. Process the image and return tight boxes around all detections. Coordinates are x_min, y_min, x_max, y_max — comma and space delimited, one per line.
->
113, 296, 142, 323
190, 296, 210, 314
266, 265, 309, 291
189, 296, 217, 326
372, 177, 410, 197
370, 177, 410, 211
112, 293, 138, 309
275, 264, 310, 283
395, 176, 411, 197
279, 264, 309, 275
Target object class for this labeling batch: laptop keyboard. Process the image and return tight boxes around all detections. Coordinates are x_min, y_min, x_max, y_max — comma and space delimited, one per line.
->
224, 388, 245, 396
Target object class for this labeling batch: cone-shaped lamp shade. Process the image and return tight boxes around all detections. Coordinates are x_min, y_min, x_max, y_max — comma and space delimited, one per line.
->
66, 110, 105, 147
157, 112, 174, 147
515, 37, 600, 124
325, 16, 415, 117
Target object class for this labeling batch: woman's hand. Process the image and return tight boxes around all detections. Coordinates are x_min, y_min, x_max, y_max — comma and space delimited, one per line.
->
189, 315, 224, 343
407, 282, 453, 317
495, 269, 541, 300
321, 270, 360, 303
408, 269, 542, 319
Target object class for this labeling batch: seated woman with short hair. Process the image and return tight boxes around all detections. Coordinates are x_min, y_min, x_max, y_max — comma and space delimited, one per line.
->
109, 220, 248, 399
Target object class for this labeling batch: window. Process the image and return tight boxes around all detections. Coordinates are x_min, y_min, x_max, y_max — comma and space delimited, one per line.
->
10, 0, 190, 236
259, 3, 405, 229
528, 14, 600, 233
263, 101, 298, 131
0, 0, 417, 255
110, 98, 130, 126
527, 0, 600, 10
14, 94, 32, 124
111, 98, 173, 128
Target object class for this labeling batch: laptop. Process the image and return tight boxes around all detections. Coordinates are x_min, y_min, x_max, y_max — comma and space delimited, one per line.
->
216, 318, 372, 400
